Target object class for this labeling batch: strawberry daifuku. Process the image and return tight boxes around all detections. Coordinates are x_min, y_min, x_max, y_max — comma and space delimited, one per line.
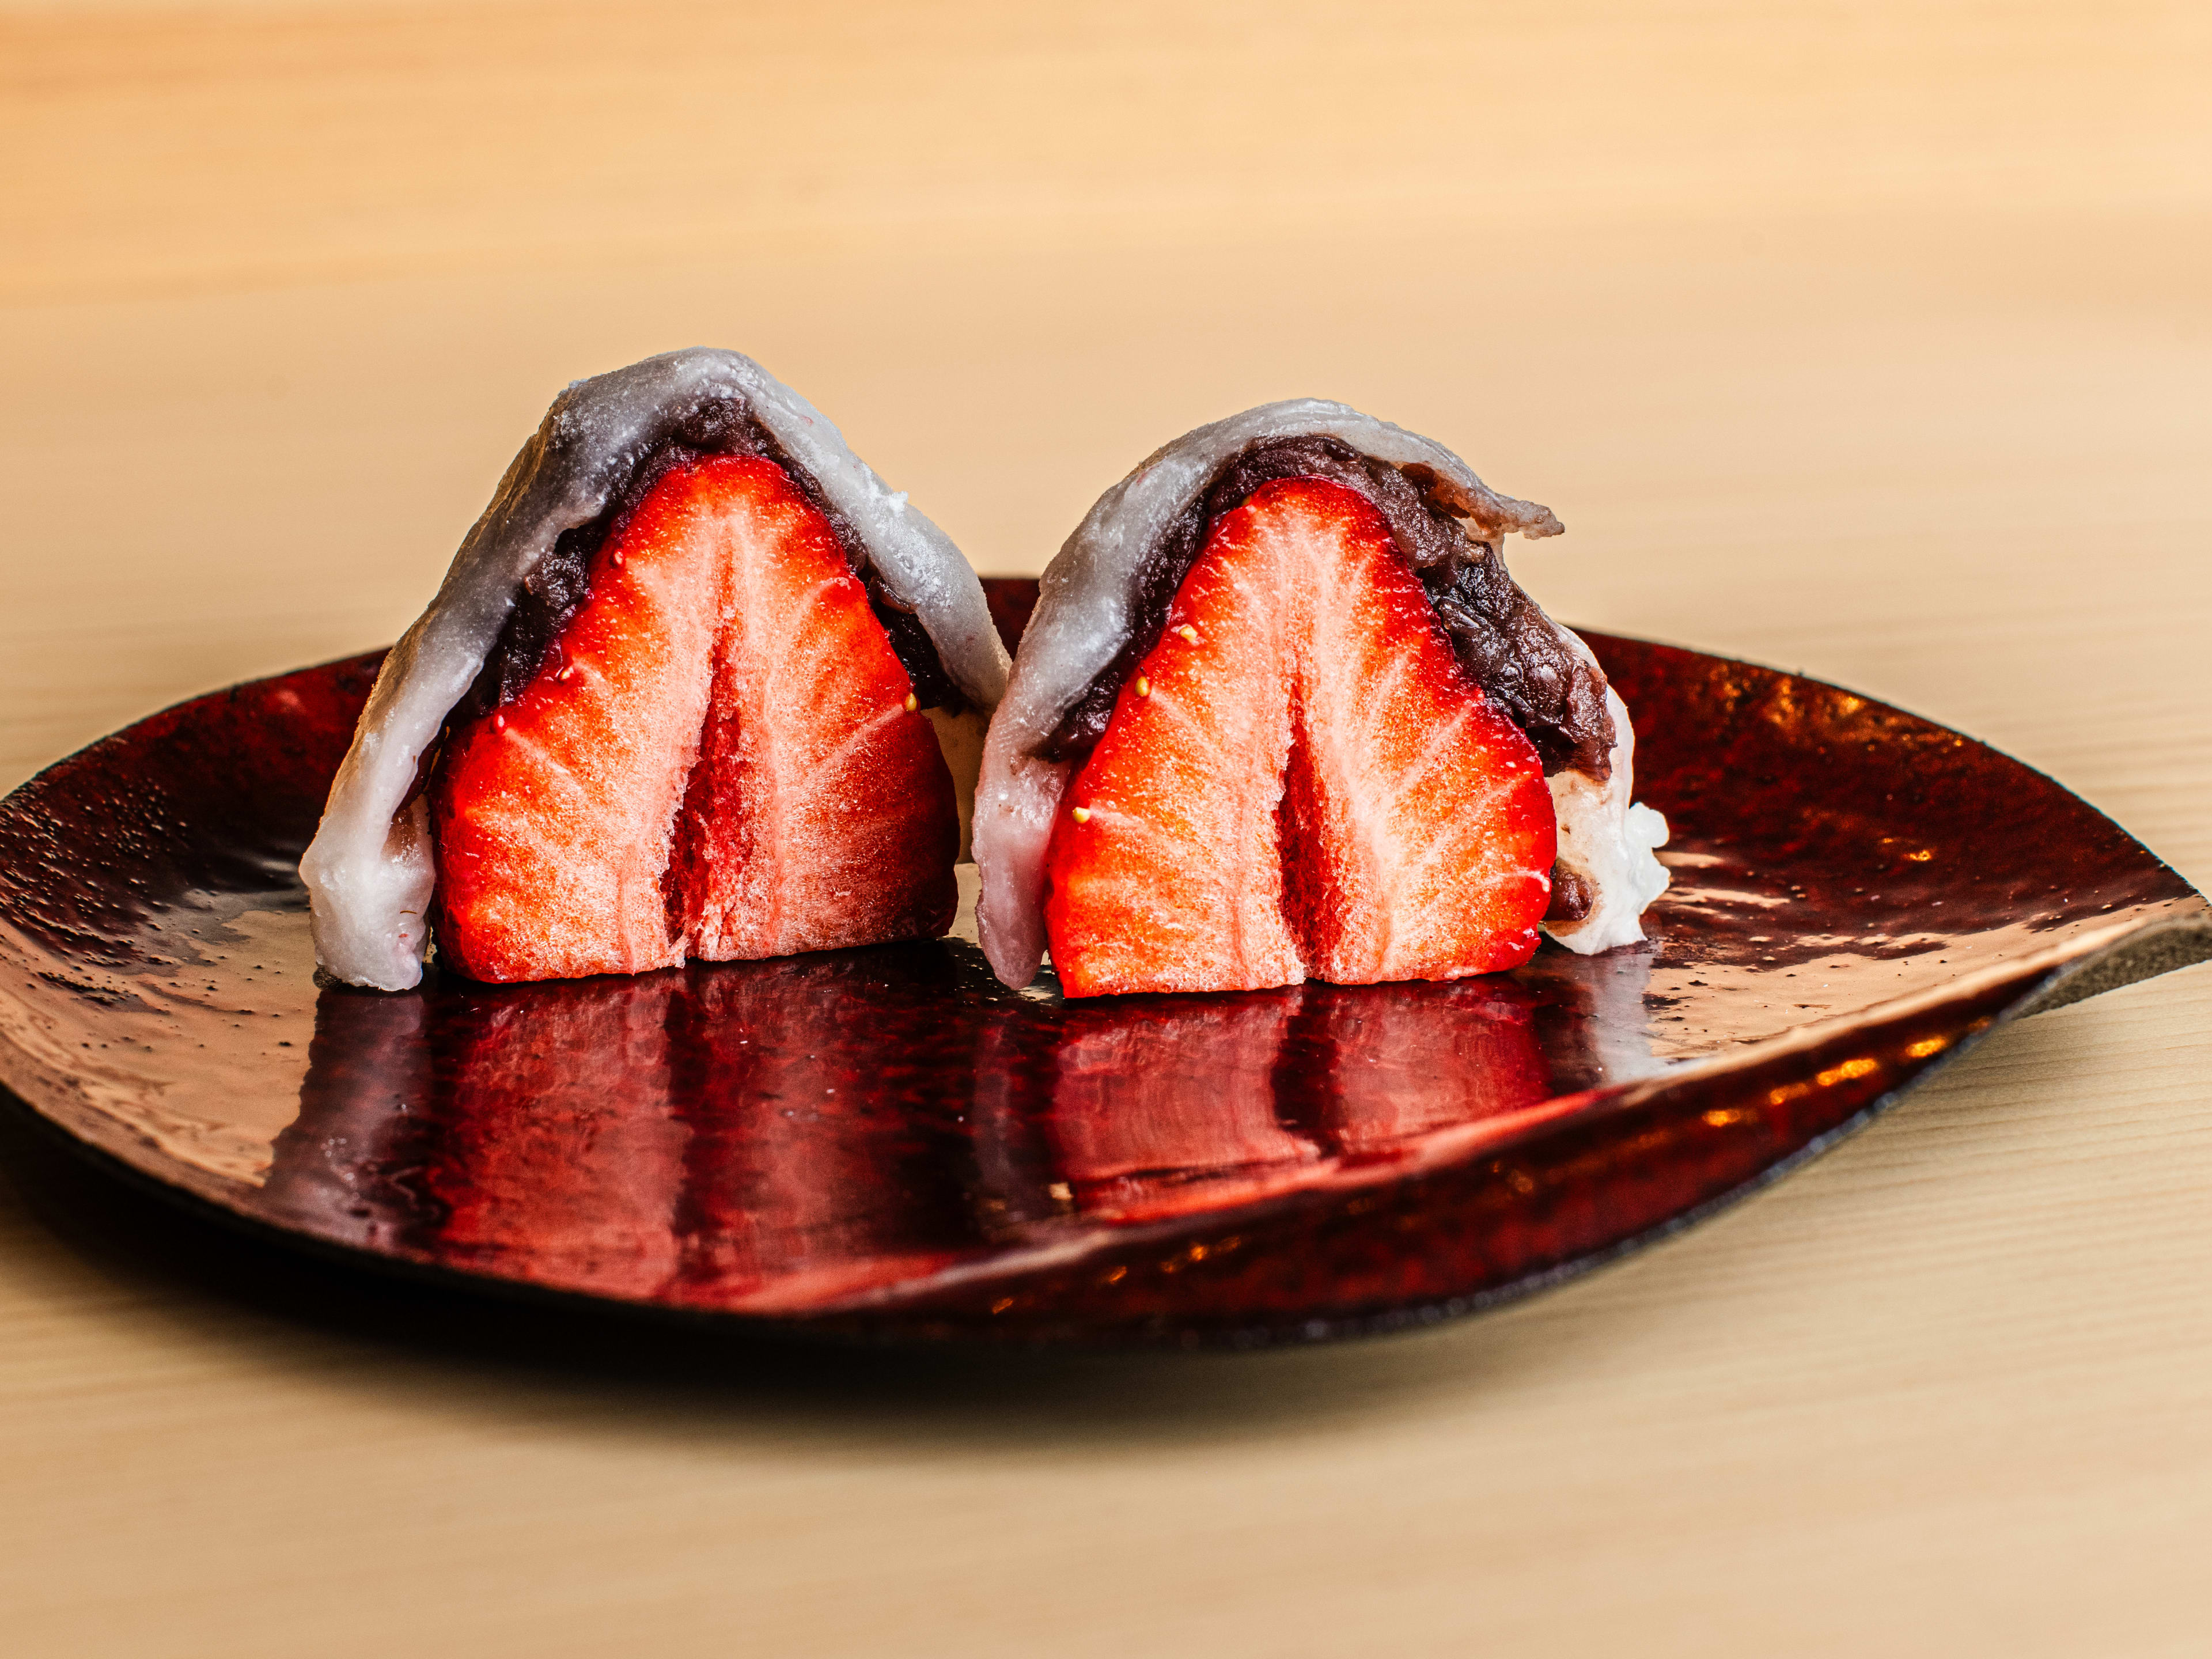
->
303, 350, 1009, 990
976, 402, 1670, 997
1044, 478, 1555, 994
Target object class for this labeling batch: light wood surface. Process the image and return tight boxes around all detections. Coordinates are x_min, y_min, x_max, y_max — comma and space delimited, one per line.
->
3, 3, 2209, 1654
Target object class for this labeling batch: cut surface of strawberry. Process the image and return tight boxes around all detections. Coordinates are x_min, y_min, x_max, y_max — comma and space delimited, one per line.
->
1041, 477, 1554, 997
430, 455, 957, 983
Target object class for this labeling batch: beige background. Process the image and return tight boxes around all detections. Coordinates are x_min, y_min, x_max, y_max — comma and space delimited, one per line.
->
3, 2, 2210, 1654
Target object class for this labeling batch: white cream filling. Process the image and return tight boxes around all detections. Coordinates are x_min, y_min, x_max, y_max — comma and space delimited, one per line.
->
1543, 687, 1671, 955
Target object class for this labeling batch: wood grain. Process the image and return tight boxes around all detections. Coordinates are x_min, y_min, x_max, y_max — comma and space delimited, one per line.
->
2, 2, 2208, 1654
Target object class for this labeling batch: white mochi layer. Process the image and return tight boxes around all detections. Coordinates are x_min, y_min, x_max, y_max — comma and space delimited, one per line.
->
974, 398, 1665, 990
1544, 685, 1673, 954
302, 348, 1009, 991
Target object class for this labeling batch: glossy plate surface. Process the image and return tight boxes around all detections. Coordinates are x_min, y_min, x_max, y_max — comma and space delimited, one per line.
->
2, 581, 2206, 1345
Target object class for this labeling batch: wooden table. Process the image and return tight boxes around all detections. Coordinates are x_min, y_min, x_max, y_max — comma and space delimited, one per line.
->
5, 4, 2209, 1653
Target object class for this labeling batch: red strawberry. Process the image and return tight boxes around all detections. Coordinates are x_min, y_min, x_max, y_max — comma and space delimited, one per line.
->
431, 455, 957, 983
1041, 477, 1554, 997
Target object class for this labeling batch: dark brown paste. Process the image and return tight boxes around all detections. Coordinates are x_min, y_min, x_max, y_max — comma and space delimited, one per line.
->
1544, 863, 1595, 922
1039, 435, 1614, 778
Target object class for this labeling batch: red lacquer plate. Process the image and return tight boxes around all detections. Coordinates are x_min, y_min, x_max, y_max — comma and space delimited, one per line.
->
2, 580, 2206, 1346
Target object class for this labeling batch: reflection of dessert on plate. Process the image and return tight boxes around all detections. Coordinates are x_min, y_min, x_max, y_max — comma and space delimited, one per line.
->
975, 403, 1672, 998
1290, 978, 1554, 1155
300, 349, 1009, 991
664, 955, 982, 1309
1010, 989, 1324, 1222
271, 948, 986, 1307
422, 980, 694, 1293
968, 976, 1556, 1228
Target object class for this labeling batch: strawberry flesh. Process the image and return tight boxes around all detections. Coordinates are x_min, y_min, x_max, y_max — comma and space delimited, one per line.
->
430, 455, 957, 982
1042, 477, 1554, 997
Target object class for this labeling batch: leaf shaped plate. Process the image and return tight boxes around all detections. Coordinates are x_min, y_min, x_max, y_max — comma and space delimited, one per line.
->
2, 579, 2205, 1345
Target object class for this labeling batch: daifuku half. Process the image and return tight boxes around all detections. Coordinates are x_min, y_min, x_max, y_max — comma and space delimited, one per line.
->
302, 349, 1009, 990
974, 400, 1667, 997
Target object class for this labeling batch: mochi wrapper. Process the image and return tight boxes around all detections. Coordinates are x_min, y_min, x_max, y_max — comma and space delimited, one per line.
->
303, 349, 1010, 991
975, 400, 1670, 992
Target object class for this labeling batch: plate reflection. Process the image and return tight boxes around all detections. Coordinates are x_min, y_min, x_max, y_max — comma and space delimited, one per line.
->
268, 937, 1653, 1313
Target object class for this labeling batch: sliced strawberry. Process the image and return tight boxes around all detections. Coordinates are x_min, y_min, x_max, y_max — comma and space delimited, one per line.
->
1286, 483, 1555, 983
431, 472, 724, 982
431, 455, 957, 983
1039, 523, 1304, 995
1042, 477, 1554, 997
667, 461, 959, 961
